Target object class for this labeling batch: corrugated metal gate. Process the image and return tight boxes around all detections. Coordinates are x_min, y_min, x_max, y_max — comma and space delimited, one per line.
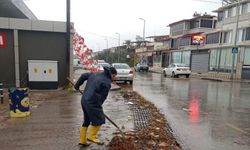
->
191, 53, 209, 73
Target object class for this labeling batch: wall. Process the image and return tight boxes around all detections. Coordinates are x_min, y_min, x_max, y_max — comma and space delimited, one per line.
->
18, 30, 67, 87
0, 29, 15, 87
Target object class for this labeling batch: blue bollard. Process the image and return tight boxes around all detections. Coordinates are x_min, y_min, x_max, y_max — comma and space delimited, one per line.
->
8, 88, 30, 118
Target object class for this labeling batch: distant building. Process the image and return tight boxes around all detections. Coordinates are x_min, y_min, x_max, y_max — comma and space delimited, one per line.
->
167, 13, 217, 73
135, 0, 250, 80
135, 13, 217, 71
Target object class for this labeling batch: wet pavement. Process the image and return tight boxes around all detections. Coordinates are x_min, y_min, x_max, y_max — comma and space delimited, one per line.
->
133, 72, 250, 150
0, 90, 133, 150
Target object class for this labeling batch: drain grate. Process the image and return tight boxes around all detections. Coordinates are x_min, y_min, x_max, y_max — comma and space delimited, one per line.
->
130, 104, 152, 129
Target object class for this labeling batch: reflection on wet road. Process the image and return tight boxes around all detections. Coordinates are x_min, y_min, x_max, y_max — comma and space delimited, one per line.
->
133, 72, 250, 150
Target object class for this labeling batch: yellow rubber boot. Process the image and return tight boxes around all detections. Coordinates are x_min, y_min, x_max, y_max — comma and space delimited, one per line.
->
87, 125, 104, 145
79, 127, 90, 146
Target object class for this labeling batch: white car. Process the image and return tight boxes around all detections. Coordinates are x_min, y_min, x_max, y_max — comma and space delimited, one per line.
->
112, 63, 134, 84
97, 62, 110, 72
163, 63, 191, 78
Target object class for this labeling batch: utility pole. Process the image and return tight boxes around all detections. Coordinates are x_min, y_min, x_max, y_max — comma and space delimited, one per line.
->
103, 39, 109, 63
230, 0, 240, 79
66, 0, 70, 59
66, 0, 71, 77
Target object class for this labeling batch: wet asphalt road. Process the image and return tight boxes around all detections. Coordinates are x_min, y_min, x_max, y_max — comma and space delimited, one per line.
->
133, 72, 250, 150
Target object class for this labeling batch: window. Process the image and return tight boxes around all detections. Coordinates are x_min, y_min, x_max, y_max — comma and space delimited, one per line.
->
171, 39, 178, 48
244, 47, 250, 65
171, 51, 190, 65
182, 51, 190, 66
190, 20, 200, 29
242, 2, 250, 14
245, 27, 250, 40
239, 27, 250, 41
179, 37, 190, 46
248, 3, 250, 13
219, 48, 237, 72
114, 64, 130, 69
209, 48, 237, 72
206, 32, 220, 44
172, 52, 182, 63
218, 11, 223, 21
200, 19, 213, 28
170, 23, 184, 35
237, 29, 244, 42
228, 7, 236, 17
224, 10, 228, 18
223, 31, 232, 43
209, 49, 220, 71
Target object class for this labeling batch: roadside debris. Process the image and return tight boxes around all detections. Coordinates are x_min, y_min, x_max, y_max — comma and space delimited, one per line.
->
107, 90, 181, 150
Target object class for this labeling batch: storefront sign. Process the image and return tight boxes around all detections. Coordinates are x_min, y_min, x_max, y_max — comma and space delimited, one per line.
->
0, 33, 6, 47
192, 34, 204, 45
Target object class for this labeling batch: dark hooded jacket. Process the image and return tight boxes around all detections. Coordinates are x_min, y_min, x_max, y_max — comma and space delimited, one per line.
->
75, 67, 112, 125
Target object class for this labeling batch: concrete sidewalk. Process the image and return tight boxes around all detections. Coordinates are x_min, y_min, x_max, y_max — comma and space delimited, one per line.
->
148, 67, 250, 83
0, 90, 133, 150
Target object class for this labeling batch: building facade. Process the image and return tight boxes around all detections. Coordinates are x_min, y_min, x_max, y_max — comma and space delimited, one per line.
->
204, 0, 250, 79
0, 0, 72, 88
136, 0, 250, 80
135, 14, 217, 73
168, 14, 217, 73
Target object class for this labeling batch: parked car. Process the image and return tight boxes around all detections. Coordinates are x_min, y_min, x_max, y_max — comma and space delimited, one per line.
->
163, 63, 191, 78
112, 63, 134, 84
135, 63, 149, 72
97, 62, 110, 71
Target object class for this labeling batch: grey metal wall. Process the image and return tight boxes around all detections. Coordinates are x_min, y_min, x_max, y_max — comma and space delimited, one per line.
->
0, 29, 15, 87
18, 31, 67, 87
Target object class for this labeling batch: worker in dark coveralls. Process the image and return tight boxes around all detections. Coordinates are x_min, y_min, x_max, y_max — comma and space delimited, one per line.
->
74, 66, 117, 146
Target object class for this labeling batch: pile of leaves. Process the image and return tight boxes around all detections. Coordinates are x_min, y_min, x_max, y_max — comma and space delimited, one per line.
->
108, 90, 181, 150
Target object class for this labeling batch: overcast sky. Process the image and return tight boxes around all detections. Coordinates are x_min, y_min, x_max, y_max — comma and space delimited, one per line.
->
24, 0, 222, 51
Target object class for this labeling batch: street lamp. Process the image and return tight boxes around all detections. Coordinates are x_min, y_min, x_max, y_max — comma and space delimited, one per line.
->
104, 38, 109, 62
116, 32, 120, 62
115, 32, 120, 46
139, 18, 145, 41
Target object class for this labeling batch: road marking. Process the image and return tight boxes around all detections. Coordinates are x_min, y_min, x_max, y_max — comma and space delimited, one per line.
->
226, 123, 249, 135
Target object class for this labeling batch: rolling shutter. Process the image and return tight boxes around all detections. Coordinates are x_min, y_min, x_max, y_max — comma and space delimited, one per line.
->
191, 53, 209, 73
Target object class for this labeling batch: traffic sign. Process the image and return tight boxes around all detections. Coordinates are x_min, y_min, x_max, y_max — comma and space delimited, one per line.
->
232, 47, 238, 53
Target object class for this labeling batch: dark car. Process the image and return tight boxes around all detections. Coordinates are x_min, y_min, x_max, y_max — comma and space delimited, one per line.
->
135, 63, 149, 72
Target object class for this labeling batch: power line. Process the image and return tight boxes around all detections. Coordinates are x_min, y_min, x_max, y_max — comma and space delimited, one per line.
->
87, 32, 118, 40
192, 0, 222, 4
